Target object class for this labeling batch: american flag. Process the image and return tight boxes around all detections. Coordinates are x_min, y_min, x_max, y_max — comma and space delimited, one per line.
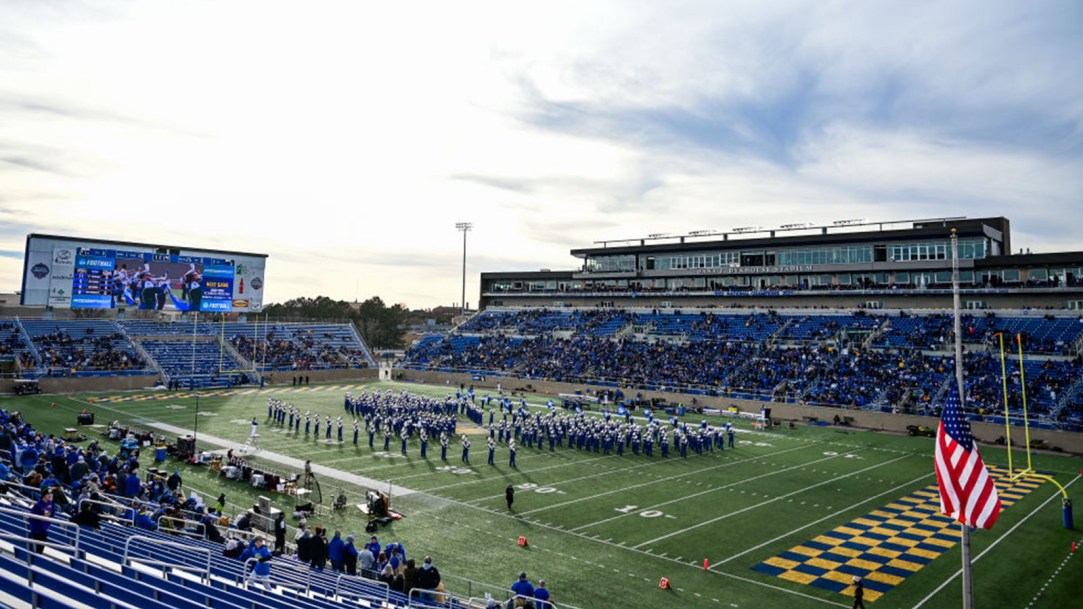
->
934, 388, 1002, 529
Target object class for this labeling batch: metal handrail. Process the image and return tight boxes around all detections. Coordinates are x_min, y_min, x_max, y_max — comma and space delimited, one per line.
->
241, 553, 310, 594
334, 572, 390, 604
0, 505, 81, 556
123, 534, 211, 581
0, 479, 47, 502
154, 514, 204, 540
75, 497, 135, 525
409, 587, 449, 607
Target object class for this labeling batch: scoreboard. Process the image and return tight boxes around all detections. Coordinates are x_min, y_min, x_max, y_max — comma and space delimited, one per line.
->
70, 248, 236, 312
21, 234, 267, 313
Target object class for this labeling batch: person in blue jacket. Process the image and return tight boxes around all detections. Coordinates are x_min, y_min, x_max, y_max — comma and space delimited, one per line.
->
243, 536, 273, 589
510, 572, 534, 606
533, 579, 552, 609
125, 470, 142, 498
328, 530, 346, 571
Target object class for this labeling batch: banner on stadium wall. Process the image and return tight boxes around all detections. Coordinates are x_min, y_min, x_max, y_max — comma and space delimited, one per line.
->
47, 246, 76, 308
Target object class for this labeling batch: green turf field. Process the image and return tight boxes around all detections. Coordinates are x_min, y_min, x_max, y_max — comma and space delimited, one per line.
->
4, 381, 1081, 609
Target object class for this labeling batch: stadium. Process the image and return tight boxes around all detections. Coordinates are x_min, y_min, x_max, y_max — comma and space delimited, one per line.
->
0, 218, 1080, 609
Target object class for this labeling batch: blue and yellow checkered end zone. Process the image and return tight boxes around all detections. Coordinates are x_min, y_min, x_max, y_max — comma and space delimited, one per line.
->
752, 467, 1042, 602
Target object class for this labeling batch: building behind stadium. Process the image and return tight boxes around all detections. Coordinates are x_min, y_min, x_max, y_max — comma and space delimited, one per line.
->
478, 216, 1083, 311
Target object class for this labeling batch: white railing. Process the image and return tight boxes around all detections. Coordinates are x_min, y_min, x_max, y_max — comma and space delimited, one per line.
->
123, 534, 211, 582
0, 505, 81, 556
334, 572, 390, 605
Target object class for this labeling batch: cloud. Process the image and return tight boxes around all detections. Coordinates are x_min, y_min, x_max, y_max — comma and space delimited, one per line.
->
0, 1, 1080, 307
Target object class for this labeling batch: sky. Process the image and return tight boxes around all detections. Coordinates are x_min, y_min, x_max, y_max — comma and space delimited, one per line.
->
1, 0, 1081, 309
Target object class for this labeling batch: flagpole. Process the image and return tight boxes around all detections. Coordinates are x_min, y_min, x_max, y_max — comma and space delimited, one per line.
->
951, 228, 975, 609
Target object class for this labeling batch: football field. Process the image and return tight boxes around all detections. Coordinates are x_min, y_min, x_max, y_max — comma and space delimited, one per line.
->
10, 380, 1082, 609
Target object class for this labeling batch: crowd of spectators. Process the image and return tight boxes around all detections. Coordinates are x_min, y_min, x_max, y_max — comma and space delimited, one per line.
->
0, 321, 27, 358
0, 408, 232, 548
229, 328, 366, 371
29, 327, 146, 373
408, 309, 1083, 417
488, 273, 1083, 295
1, 406, 553, 607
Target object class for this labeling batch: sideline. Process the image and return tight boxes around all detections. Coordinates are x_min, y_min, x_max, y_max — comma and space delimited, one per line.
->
43, 393, 421, 498
147, 421, 421, 498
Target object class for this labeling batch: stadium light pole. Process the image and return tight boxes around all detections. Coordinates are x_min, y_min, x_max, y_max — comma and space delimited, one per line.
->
191, 311, 199, 461
455, 222, 472, 318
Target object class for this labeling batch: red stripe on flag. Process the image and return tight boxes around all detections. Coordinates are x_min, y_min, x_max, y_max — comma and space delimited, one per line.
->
935, 420, 1002, 529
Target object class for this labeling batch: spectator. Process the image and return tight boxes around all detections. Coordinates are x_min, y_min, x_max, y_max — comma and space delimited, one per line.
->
378, 563, 395, 587
390, 568, 405, 593
134, 508, 158, 531
365, 534, 381, 556
416, 556, 441, 601
167, 470, 182, 493
29, 490, 56, 553
295, 528, 312, 563
309, 527, 328, 570
343, 535, 359, 575
534, 580, 552, 609
328, 529, 345, 571
202, 514, 225, 543
73, 498, 102, 529
359, 540, 376, 578
274, 512, 287, 555
510, 572, 535, 608
402, 558, 419, 596
244, 537, 273, 590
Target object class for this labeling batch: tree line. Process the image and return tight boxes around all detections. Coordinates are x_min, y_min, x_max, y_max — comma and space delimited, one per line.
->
261, 296, 434, 350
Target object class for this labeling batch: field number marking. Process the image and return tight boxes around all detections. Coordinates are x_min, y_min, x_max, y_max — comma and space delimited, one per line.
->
737, 440, 773, 447
516, 483, 565, 495
822, 451, 863, 459
614, 505, 675, 519
436, 465, 475, 475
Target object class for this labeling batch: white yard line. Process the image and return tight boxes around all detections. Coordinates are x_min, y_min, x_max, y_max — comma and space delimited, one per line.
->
562, 445, 841, 527
149, 420, 421, 496
426, 509, 851, 608
632, 453, 916, 549
471, 443, 817, 509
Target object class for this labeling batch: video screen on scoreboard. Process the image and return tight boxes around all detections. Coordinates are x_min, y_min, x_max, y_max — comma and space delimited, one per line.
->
70, 248, 235, 312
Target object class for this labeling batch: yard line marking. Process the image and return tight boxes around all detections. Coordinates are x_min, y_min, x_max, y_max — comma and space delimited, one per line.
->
711, 470, 934, 566
522, 443, 820, 518
911, 474, 1082, 609
451, 437, 823, 506
430, 506, 850, 608
569, 448, 869, 532
417, 451, 619, 490
631, 453, 915, 549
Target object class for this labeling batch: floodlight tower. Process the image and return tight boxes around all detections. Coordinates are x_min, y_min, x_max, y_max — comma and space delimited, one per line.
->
455, 222, 472, 318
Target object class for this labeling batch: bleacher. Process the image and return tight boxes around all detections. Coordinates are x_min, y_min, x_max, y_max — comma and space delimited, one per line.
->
120, 320, 214, 338
227, 322, 370, 372
405, 307, 1083, 424
18, 319, 153, 377
0, 320, 36, 369
0, 494, 425, 609
138, 339, 249, 389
